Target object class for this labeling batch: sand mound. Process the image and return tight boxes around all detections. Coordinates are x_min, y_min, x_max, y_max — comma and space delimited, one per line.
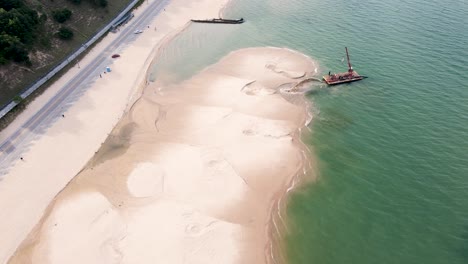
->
33, 192, 125, 264
127, 162, 165, 197
120, 200, 242, 264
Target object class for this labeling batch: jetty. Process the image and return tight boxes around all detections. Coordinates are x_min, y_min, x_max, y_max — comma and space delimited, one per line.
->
191, 18, 244, 24
323, 47, 367, 85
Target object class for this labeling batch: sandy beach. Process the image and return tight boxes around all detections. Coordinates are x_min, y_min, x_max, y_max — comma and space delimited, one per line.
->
0, 0, 229, 262
0, 0, 318, 263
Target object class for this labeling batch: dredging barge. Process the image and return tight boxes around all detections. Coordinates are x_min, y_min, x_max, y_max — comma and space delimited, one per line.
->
323, 47, 367, 85
191, 18, 244, 24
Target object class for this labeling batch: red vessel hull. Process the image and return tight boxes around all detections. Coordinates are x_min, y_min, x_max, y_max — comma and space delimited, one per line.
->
323, 71, 364, 85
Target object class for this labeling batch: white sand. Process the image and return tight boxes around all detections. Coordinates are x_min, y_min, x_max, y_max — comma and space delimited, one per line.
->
0, 0, 230, 263
32, 192, 126, 263
9, 47, 317, 264
126, 162, 165, 197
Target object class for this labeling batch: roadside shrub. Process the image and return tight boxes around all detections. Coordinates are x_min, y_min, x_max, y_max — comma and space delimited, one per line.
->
56, 27, 73, 40
13, 95, 23, 103
52, 8, 72, 23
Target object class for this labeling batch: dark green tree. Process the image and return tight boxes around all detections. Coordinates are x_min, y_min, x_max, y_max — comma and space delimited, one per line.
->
52, 8, 72, 23
0, 0, 23, 11
0, 33, 30, 64
0, 7, 39, 45
56, 27, 73, 40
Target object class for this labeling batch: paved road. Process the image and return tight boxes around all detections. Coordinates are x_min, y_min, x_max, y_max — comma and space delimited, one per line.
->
0, 0, 170, 176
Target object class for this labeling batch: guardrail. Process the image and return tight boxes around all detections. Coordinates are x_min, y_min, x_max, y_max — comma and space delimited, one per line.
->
0, 0, 142, 120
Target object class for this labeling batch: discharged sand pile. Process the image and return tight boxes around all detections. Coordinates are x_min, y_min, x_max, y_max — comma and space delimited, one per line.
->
9, 47, 318, 264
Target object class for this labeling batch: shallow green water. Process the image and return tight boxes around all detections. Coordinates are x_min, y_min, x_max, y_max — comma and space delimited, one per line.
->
149, 0, 468, 263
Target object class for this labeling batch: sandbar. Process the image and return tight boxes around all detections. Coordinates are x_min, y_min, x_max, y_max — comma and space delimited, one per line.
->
9, 47, 317, 263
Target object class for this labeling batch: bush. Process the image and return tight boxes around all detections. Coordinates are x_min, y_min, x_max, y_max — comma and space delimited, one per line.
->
13, 95, 23, 103
10, 45, 29, 63
56, 27, 73, 40
67, 0, 81, 4
93, 0, 107, 7
52, 8, 72, 23
39, 13, 47, 22
38, 35, 51, 48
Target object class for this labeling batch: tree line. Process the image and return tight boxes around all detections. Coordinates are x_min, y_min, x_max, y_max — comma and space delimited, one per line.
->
0, 0, 108, 65
0, 0, 39, 64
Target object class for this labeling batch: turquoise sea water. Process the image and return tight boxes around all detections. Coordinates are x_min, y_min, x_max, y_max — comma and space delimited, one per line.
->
149, 0, 468, 263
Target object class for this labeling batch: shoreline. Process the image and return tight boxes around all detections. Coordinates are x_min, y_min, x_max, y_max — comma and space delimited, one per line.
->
9, 47, 318, 263
268, 126, 316, 264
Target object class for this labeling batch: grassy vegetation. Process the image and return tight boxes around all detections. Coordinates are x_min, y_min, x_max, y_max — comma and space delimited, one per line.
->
0, 27, 113, 132
0, 0, 133, 107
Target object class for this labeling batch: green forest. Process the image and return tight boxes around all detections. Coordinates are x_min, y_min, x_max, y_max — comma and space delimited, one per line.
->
0, 0, 110, 65
0, 0, 39, 64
